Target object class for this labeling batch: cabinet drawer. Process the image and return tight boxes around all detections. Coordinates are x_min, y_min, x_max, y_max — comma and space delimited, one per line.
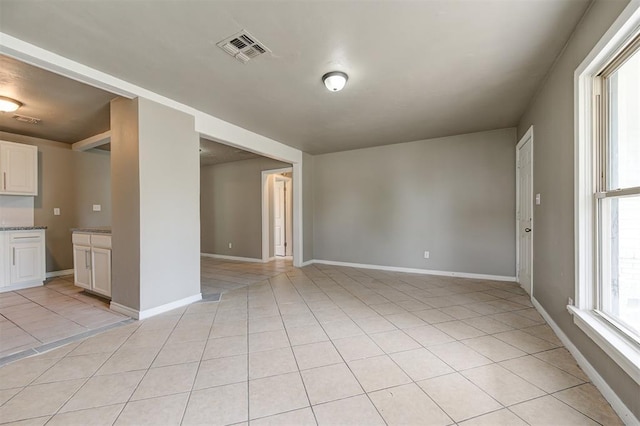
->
72, 233, 91, 245
91, 234, 111, 249
10, 232, 42, 243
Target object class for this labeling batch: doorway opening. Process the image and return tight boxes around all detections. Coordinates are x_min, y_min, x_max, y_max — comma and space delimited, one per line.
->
516, 126, 534, 296
262, 167, 293, 262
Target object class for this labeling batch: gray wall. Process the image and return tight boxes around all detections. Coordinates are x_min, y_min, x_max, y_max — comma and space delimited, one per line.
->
517, 0, 639, 417
111, 97, 201, 312
303, 152, 314, 262
313, 128, 517, 277
138, 97, 200, 311
200, 157, 290, 259
111, 97, 141, 310
0, 131, 111, 273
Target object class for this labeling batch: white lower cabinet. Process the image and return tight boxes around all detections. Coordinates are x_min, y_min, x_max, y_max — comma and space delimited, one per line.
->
0, 229, 46, 292
73, 232, 111, 298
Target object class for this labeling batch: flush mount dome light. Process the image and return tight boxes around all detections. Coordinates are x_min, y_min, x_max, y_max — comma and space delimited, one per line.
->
0, 96, 22, 113
322, 71, 348, 92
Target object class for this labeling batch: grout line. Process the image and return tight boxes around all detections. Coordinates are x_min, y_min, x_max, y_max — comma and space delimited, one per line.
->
1, 259, 608, 425
36, 322, 143, 425
265, 271, 319, 425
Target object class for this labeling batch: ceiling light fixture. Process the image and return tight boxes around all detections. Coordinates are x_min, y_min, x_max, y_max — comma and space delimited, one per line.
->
322, 71, 348, 92
0, 96, 22, 112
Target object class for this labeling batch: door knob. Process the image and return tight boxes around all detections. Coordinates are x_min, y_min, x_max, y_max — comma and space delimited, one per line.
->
525, 228, 531, 232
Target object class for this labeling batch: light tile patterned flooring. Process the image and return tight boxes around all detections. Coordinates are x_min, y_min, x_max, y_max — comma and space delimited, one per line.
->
0, 276, 129, 360
200, 257, 293, 295
0, 260, 624, 425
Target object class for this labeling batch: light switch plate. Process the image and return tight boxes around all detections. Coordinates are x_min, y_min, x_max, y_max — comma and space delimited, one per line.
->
535, 193, 541, 205
93, 204, 101, 212
53, 208, 60, 216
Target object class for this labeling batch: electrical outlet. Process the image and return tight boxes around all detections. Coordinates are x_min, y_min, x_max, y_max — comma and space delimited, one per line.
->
424, 251, 430, 259
568, 297, 574, 306
53, 208, 60, 216
228, 243, 232, 249
92, 204, 101, 212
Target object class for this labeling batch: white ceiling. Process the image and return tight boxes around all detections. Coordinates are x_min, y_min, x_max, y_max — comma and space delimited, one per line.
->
0, 55, 115, 143
0, 0, 591, 154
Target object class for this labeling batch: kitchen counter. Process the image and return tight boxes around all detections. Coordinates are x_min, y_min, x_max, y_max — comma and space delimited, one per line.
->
0, 226, 47, 231
71, 227, 111, 234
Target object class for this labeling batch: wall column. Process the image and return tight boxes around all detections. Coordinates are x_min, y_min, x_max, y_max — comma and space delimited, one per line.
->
110, 97, 201, 318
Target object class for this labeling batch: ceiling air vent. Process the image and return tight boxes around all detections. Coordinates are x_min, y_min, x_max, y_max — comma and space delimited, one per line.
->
13, 114, 41, 124
217, 30, 270, 64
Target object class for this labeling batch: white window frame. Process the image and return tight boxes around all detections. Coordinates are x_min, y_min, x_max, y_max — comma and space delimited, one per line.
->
573, 0, 640, 385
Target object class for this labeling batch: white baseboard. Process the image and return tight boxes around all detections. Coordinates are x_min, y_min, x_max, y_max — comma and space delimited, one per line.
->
201, 253, 263, 263
531, 297, 638, 425
0, 281, 43, 293
299, 259, 314, 267
309, 259, 516, 282
46, 269, 73, 278
110, 293, 202, 320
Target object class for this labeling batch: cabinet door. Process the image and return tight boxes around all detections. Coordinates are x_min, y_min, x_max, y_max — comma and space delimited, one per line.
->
73, 245, 92, 290
0, 233, 7, 288
91, 247, 111, 297
10, 243, 42, 284
0, 142, 38, 195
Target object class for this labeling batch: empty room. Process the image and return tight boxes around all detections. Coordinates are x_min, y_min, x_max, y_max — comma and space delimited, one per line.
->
0, 0, 638, 425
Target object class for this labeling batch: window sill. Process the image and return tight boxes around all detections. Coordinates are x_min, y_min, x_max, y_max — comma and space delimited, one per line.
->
568, 306, 640, 385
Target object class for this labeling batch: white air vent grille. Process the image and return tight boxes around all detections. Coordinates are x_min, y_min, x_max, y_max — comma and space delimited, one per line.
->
13, 114, 41, 124
217, 30, 270, 64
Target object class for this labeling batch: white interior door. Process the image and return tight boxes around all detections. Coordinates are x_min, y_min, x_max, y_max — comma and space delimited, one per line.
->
517, 131, 533, 295
274, 179, 286, 256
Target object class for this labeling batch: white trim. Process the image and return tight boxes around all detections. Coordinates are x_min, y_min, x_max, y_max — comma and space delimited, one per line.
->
0, 281, 43, 293
274, 174, 293, 257
0, 33, 302, 163
310, 259, 515, 282
72, 130, 111, 152
574, 0, 640, 311
515, 126, 534, 295
532, 298, 639, 425
292, 162, 303, 267
568, 306, 640, 385
573, 0, 640, 385
201, 253, 264, 263
299, 260, 315, 267
261, 167, 293, 263
45, 269, 73, 278
110, 293, 202, 320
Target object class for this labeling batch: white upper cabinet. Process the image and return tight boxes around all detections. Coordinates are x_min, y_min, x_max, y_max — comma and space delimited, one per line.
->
0, 141, 38, 196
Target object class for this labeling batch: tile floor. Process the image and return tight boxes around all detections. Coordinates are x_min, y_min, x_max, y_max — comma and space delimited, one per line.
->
0, 257, 292, 363
0, 262, 624, 425
0, 276, 129, 361
200, 257, 293, 296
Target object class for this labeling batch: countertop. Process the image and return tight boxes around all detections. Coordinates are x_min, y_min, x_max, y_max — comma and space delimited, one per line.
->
0, 226, 47, 231
71, 227, 112, 234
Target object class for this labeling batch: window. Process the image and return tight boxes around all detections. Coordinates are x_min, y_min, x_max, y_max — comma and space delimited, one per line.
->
595, 36, 640, 341
574, 2, 640, 385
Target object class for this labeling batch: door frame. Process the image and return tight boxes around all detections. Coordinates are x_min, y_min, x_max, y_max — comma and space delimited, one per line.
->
262, 167, 293, 262
516, 126, 534, 295
273, 174, 292, 257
